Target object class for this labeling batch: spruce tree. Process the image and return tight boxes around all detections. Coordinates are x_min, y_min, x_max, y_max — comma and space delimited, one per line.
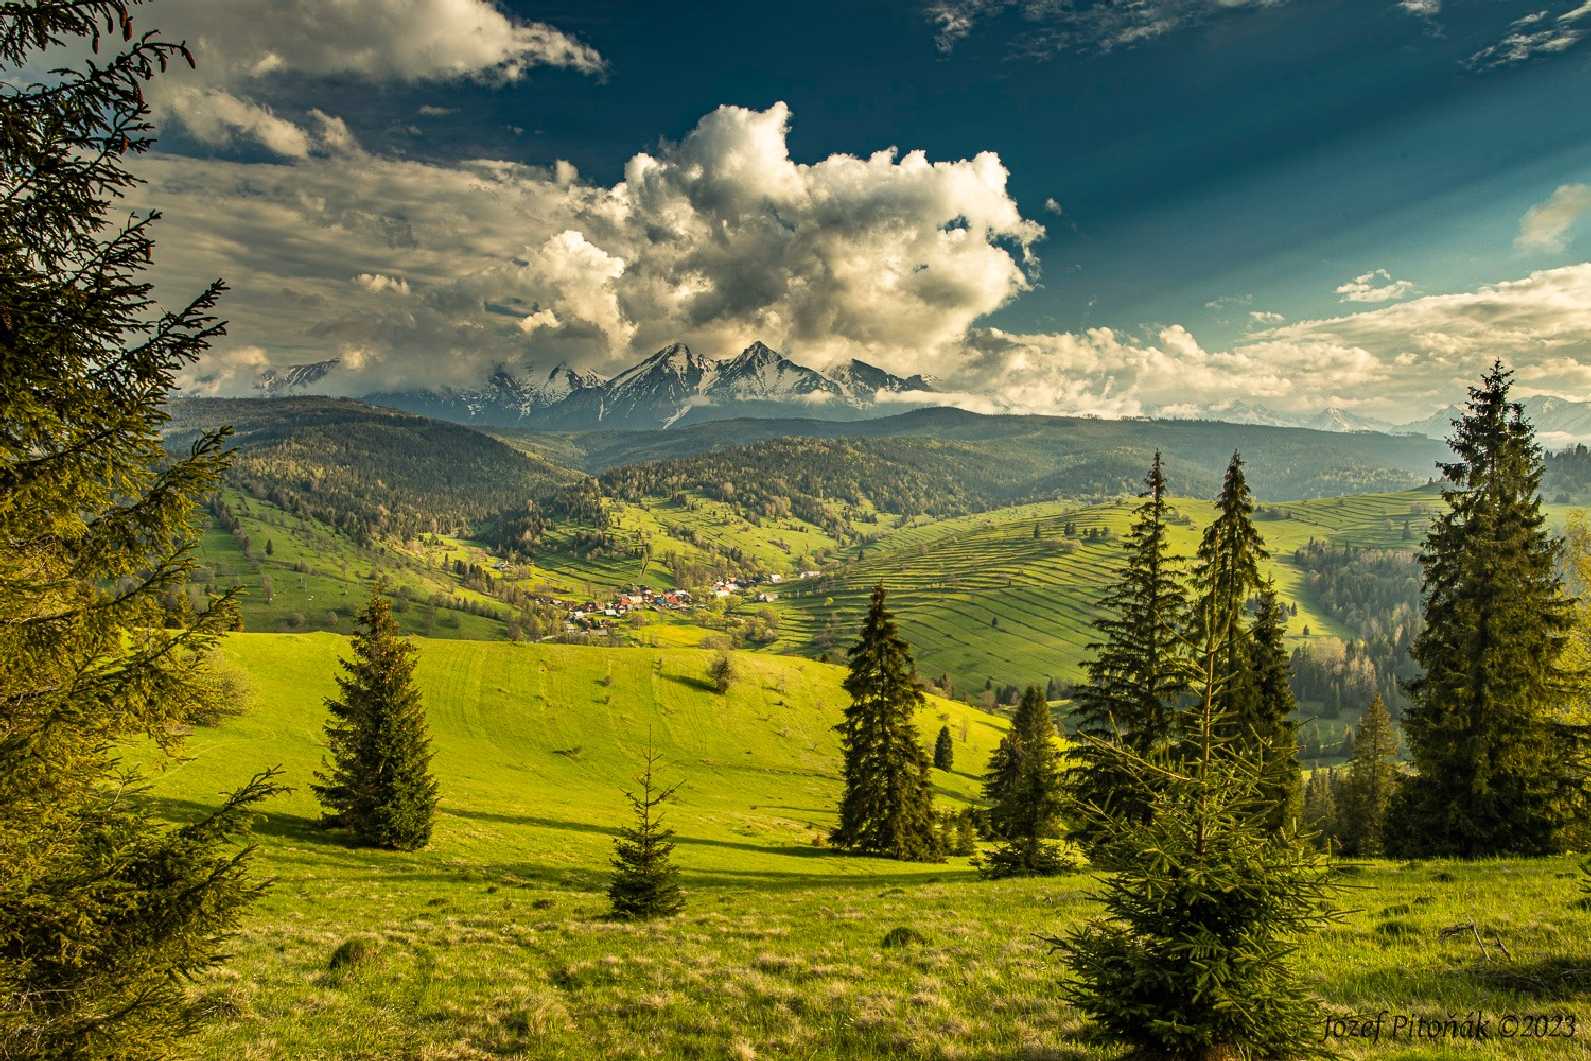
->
933, 724, 955, 771
1393, 362, 1590, 857
1069, 453, 1191, 846
1052, 641, 1337, 1057
1301, 768, 1341, 852
608, 751, 685, 920
1233, 580, 1303, 830
1337, 694, 1399, 856
313, 588, 439, 850
831, 585, 940, 861
0, 5, 286, 1055
1190, 451, 1268, 742
981, 731, 1024, 839
977, 686, 1072, 877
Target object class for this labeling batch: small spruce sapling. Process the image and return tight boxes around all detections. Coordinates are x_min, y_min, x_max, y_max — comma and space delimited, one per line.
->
608, 751, 686, 920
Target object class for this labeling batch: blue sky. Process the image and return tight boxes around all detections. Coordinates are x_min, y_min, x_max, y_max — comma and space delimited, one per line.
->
115, 0, 1591, 421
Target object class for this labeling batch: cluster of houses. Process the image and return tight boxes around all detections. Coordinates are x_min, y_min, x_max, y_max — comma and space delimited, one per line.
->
562, 586, 694, 632
558, 570, 808, 634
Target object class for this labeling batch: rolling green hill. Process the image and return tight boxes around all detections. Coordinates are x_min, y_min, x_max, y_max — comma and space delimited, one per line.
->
771, 490, 1449, 689
135, 633, 1591, 1059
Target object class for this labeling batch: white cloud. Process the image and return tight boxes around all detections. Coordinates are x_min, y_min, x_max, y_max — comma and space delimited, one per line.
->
1466, 2, 1591, 69
1249, 310, 1285, 323
925, 264, 1591, 424
1335, 268, 1416, 303
1397, 0, 1440, 14
925, 0, 1287, 56
157, 87, 312, 158
1517, 183, 1591, 252
353, 273, 410, 296
146, 102, 1043, 391
133, 0, 603, 155
1043, 197, 1064, 214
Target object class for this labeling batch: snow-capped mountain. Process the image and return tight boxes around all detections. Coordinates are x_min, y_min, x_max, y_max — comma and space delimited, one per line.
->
1398, 395, 1591, 446
365, 360, 605, 425
512, 341, 938, 430
255, 358, 340, 395
1192, 401, 1391, 433
826, 358, 938, 401
243, 340, 938, 430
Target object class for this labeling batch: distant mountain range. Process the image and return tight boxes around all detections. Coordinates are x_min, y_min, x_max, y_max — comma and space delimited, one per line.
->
240, 340, 1591, 442
1199, 394, 1591, 445
252, 340, 938, 431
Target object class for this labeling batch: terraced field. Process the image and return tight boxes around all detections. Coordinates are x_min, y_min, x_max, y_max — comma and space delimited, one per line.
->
771, 489, 1461, 693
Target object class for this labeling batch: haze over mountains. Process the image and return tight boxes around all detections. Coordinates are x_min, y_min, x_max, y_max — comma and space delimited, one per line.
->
240, 338, 1591, 443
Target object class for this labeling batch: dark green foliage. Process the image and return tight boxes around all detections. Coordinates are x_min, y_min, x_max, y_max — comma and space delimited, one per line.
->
978, 686, 1070, 877
880, 927, 928, 949
933, 725, 955, 771
607, 751, 685, 920
0, 5, 285, 1055
707, 651, 735, 693
1069, 454, 1192, 845
1191, 452, 1268, 741
831, 586, 941, 861
1394, 363, 1591, 857
1290, 541, 1422, 715
313, 589, 440, 850
327, 937, 379, 972
1336, 694, 1400, 856
1050, 715, 1338, 1059
1234, 581, 1303, 830
166, 397, 586, 545
981, 733, 1023, 839
1301, 768, 1342, 852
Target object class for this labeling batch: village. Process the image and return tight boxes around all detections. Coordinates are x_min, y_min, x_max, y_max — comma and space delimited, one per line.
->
556, 569, 819, 634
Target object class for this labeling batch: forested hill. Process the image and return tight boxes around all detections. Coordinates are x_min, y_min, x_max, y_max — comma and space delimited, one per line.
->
165, 397, 587, 542
507, 406, 1451, 500
168, 397, 1455, 547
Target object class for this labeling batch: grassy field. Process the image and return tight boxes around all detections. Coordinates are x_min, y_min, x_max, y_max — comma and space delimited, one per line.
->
137, 632, 1591, 1060
198, 491, 511, 639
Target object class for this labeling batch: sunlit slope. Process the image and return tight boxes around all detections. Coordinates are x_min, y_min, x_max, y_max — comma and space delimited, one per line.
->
773, 489, 1454, 690
145, 633, 1008, 885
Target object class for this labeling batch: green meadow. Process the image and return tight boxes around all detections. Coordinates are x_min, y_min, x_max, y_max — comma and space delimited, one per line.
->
140, 633, 1591, 1060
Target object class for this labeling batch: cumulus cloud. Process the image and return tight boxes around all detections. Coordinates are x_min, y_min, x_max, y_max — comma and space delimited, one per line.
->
354, 273, 411, 296
1397, 0, 1440, 15
1336, 268, 1417, 303
146, 102, 1042, 391
1249, 310, 1285, 323
925, 0, 1287, 56
1517, 183, 1591, 252
1466, 2, 1591, 69
128, 0, 603, 155
918, 265, 1591, 425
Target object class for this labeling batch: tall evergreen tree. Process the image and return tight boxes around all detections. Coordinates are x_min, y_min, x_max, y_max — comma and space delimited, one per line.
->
831, 585, 940, 861
933, 724, 955, 771
978, 686, 1071, 877
1301, 768, 1341, 852
1069, 453, 1192, 846
1234, 580, 1303, 830
313, 588, 439, 850
981, 731, 1023, 839
1393, 362, 1590, 856
0, 5, 285, 1055
608, 751, 686, 920
1337, 694, 1399, 856
1190, 452, 1269, 743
